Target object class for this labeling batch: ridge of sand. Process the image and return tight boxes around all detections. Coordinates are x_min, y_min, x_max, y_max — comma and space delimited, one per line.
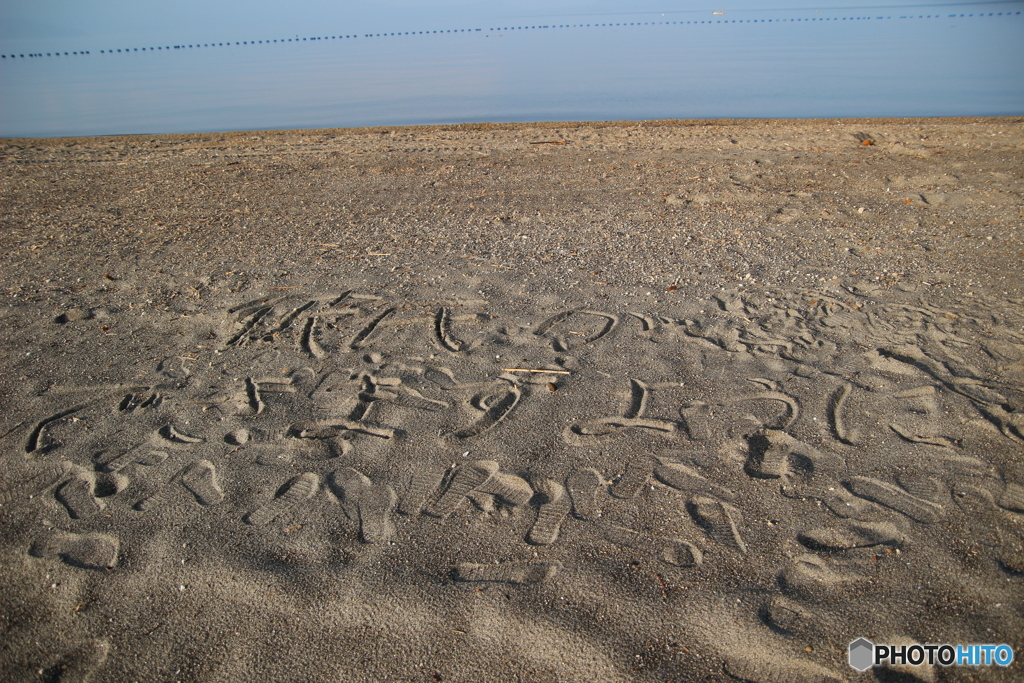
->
1, 118, 1022, 681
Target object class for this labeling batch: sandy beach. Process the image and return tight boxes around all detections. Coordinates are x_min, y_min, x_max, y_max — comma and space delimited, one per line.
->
1, 117, 1022, 681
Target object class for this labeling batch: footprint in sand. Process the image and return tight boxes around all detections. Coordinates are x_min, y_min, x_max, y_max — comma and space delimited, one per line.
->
744, 430, 841, 500
328, 467, 398, 544
31, 530, 119, 569
655, 460, 736, 501
136, 460, 224, 510
845, 476, 944, 524
998, 481, 1024, 513
687, 495, 747, 553
95, 433, 169, 473
797, 520, 905, 551
609, 455, 655, 500
953, 481, 1024, 574
679, 400, 713, 441
0, 462, 74, 506
528, 477, 571, 545
244, 472, 321, 526
180, 460, 225, 505
398, 465, 447, 516
777, 554, 864, 601
566, 467, 606, 521
424, 460, 499, 518
476, 471, 534, 506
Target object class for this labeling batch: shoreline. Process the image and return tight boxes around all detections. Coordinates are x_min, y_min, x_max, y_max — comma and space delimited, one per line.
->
4, 115, 1021, 144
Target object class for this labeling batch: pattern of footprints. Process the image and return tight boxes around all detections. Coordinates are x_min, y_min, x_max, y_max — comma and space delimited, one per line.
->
12, 291, 1024, 570
7, 286, 1024, 680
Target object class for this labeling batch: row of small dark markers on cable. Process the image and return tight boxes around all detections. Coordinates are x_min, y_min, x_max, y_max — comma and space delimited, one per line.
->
486, 10, 1018, 29
3, 12, 1019, 60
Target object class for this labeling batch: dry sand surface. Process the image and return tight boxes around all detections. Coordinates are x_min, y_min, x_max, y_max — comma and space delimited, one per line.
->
1, 118, 1023, 682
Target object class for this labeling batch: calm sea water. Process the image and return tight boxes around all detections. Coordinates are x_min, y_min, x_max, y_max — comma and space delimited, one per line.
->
1, 10, 1022, 138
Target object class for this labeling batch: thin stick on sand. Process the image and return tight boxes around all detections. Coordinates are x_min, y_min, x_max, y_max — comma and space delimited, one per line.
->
502, 368, 571, 375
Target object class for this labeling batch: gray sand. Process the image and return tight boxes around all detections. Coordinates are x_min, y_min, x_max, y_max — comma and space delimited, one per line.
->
1, 118, 1022, 682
